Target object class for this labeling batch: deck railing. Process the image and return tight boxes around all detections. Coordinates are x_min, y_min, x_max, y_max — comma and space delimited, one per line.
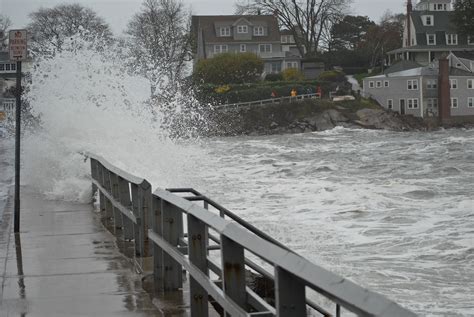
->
215, 93, 321, 110
86, 152, 416, 317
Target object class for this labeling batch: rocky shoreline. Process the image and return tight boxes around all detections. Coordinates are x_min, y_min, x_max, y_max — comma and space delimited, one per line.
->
207, 99, 438, 136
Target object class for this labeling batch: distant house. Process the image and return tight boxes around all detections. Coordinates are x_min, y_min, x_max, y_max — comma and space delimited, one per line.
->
388, 0, 474, 66
191, 15, 302, 76
363, 52, 474, 123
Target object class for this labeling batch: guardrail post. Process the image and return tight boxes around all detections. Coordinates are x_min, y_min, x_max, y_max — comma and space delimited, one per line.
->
221, 236, 246, 314
109, 172, 123, 232
161, 201, 183, 290
131, 183, 144, 257
152, 196, 164, 291
96, 163, 106, 219
275, 266, 306, 317
90, 158, 98, 196
118, 177, 133, 241
142, 184, 152, 257
101, 168, 114, 228
188, 214, 209, 317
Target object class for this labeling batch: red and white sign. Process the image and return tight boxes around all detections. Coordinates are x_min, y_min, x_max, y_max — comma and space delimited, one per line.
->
9, 30, 28, 61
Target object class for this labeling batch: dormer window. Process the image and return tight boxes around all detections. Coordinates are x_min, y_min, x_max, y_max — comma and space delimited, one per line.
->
422, 15, 433, 26
427, 34, 436, 45
220, 27, 231, 37
446, 34, 458, 45
237, 25, 248, 34
254, 26, 264, 36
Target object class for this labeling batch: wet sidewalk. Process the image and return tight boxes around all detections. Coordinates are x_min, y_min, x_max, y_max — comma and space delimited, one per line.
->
0, 187, 163, 317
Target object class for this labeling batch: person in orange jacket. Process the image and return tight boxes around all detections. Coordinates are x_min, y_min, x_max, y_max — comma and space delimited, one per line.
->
290, 88, 297, 97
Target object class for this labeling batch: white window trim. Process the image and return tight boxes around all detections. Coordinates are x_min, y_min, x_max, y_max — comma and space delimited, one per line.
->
253, 26, 264, 36
446, 34, 458, 45
422, 15, 434, 26
427, 34, 436, 45
240, 44, 246, 52
237, 25, 248, 34
259, 44, 272, 53
214, 44, 228, 53
427, 79, 437, 89
384, 80, 389, 88
220, 27, 230, 37
369, 81, 375, 88
469, 36, 474, 45
387, 99, 393, 109
451, 98, 458, 108
468, 97, 474, 108
467, 79, 474, 89
407, 79, 419, 90
408, 98, 419, 109
376, 81, 382, 88
450, 79, 458, 89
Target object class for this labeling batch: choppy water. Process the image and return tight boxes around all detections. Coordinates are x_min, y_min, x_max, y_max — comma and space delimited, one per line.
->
191, 128, 474, 316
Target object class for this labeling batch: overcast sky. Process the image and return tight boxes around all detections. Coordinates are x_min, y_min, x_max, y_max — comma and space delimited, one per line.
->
1, 0, 405, 34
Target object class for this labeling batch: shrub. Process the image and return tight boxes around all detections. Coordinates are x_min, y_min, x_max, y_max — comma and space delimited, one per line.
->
194, 53, 264, 85
318, 70, 346, 83
281, 68, 305, 81
265, 73, 284, 81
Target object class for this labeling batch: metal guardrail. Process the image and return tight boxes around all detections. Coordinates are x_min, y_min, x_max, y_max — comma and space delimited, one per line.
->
216, 93, 321, 110
86, 152, 417, 317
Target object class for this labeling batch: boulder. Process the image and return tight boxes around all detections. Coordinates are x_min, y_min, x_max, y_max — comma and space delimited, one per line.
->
314, 112, 335, 131
326, 109, 349, 123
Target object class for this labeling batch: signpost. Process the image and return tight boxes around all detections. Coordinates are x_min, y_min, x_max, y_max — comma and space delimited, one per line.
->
9, 30, 27, 233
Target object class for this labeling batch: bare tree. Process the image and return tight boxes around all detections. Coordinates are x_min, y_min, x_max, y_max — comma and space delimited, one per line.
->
0, 15, 12, 51
235, 0, 352, 57
28, 3, 112, 56
125, 0, 191, 97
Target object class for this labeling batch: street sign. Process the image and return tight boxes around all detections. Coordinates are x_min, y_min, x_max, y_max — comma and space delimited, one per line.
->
9, 30, 28, 61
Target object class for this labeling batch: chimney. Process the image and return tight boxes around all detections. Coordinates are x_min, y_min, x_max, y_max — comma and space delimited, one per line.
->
438, 57, 451, 123
406, 0, 412, 47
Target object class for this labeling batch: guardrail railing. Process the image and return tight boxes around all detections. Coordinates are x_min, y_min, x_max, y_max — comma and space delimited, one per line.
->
86, 152, 416, 317
216, 93, 321, 110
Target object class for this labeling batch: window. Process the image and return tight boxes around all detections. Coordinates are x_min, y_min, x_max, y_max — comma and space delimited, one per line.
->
0, 64, 3, 71
5, 64, 10, 71
259, 44, 272, 53
468, 79, 473, 89
427, 79, 437, 89
220, 27, 230, 37
469, 36, 474, 45
423, 15, 433, 26
253, 26, 264, 36
446, 34, 458, 45
237, 25, 248, 33
450, 79, 458, 89
384, 80, 389, 87
240, 44, 246, 52
376, 81, 382, 88
11, 64, 16, 71
271, 62, 281, 73
387, 99, 393, 109
369, 81, 375, 88
408, 98, 419, 109
407, 79, 418, 90
468, 97, 474, 108
427, 34, 436, 45
286, 61, 298, 69
214, 45, 228, 53
451, 98, 458, 108
427, 98, 438, 109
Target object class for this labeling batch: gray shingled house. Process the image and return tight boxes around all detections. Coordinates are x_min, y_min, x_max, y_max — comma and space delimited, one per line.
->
191, 15, 302, 75
388, 0, 474, 66
364, 53, 474, 123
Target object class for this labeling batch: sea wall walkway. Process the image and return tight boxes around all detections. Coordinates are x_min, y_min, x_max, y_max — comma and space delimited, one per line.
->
0, 186, 166, 317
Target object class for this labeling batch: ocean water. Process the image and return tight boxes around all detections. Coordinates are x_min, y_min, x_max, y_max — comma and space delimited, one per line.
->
12, 37, 474, 316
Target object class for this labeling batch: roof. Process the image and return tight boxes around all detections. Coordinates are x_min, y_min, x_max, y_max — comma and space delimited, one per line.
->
384, 60, 422, 74
192, 15, 281, 44
411, 11, 456, 33
367, 63, 472, 79
450, 68, 473, 76
388, 46, 474, 54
